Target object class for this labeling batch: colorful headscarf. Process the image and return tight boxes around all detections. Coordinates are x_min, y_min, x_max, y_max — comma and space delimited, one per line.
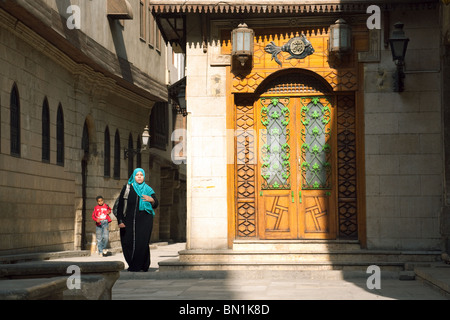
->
128, 168, 155, 215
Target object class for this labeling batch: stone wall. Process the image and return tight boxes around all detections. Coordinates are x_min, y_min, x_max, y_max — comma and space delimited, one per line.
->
185, 15, 229, 250
0, 11, 155, 254
364, 8, 442, 250
38, 0, 167, 88
441, 3, 450, 254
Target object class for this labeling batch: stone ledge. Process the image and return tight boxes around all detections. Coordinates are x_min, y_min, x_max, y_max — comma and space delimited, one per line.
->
0, 261, 124, 278
0, 251, 90, 265
0, 261, 124, 300
0, 277, 67, 300
64, 275, 110, 300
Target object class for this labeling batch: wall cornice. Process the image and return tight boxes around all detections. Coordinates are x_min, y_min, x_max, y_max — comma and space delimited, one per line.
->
0, 8, 156, 109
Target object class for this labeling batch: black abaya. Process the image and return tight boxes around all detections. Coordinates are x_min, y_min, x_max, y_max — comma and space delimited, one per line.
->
117, 184, 158, 272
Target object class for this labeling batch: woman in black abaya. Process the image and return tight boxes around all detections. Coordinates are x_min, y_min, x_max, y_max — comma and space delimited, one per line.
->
116, 168, 158, 272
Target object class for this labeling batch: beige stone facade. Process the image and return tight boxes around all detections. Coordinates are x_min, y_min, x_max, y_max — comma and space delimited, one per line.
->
0, 0, 186, 255
151, 0, 449, 256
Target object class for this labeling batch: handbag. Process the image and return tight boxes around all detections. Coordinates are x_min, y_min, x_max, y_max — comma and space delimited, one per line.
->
112, 184, 130, 218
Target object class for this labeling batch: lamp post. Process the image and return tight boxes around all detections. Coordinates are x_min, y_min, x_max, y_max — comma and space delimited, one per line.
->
124, 126, 150, 159
389, 22, 409, 92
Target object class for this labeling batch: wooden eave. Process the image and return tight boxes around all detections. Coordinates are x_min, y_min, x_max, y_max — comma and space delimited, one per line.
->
149, 0, 438, 14
149, 0, 438, 53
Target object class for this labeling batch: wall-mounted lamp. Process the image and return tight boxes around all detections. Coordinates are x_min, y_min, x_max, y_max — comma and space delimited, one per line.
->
177, 83, 187, 116
124, 126, 150, 159
389, 22, 409, 92
231, 23, 254, 67
169, 77, 187, 117
329, 19, 352, 56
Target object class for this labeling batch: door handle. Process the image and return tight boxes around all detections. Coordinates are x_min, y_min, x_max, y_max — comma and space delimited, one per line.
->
299, 190, 302, 203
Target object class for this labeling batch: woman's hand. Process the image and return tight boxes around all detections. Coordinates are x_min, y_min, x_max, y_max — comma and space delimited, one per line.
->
141, 195, 154, 204
118, 223, 126, 228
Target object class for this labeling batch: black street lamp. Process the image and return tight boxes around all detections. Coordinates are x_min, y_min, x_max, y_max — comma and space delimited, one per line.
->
177, 83, 187, 116
389, 22, 409, 92
124, 126, 150, 159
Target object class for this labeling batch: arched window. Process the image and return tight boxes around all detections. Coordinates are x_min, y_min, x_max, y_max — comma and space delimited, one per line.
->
128, 133, 134, 177
82, 121, 89, 156
56, 104, 64, 166
114, 130, 120, 179
104, 126, 111, 177
10, 83, 20, 156
42, 97, 50, 162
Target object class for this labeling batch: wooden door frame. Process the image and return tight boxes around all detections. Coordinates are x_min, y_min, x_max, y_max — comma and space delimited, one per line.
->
227, 67, 366, 248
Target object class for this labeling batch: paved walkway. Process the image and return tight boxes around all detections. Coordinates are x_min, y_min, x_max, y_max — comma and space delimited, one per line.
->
113, 273, 447, 300
52, 242, 449, 300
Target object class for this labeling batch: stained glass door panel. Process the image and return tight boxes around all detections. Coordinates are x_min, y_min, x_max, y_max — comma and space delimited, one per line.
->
297, 96, 336, 239
257, 97, 297, 239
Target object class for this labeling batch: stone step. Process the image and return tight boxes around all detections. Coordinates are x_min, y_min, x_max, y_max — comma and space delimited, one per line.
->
232, 239, 361, 252
158, 258, 406, 272
176, 249, 442, 264
158, 247, 441, 273
122, 268, 402, 280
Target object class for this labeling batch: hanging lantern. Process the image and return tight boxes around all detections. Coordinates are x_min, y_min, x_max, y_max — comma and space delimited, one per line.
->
142, 126, 150, 147
231, 23, 254, 67
329, 19, 352, 54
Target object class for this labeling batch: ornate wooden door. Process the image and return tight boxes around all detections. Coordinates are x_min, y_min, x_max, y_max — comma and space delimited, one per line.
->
256, 95, 336, 239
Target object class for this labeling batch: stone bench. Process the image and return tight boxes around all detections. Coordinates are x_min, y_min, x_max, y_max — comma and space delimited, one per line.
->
0, 261, 124, 300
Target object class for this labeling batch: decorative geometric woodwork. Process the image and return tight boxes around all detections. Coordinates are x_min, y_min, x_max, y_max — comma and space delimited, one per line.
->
304, 195, 329, 233
232, 70, 357, 93
265, 196, 290, 231
337, 95, 358, 239
261, 72, 331, 95
236, 103, 257, 237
